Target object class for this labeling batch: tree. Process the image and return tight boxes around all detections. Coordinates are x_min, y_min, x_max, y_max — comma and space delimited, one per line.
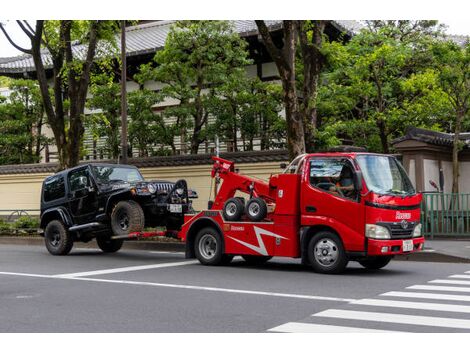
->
432, 41, 470, 193
0, 20, 119, 169
0, 79, 47, 164
137, 20, 251, 154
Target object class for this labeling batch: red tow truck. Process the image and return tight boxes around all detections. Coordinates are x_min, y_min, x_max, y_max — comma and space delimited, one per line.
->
177, 152, 424, 274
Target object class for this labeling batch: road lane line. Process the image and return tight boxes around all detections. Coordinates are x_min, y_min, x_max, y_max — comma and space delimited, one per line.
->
53, 260, 199, 278
382, 291, 470, 302
268, 322, 401, 333
449, 275, 470, 279
0, 271, 355, 302
429, 279, 470, 286
408, 285, 470, 293
352, 298, 470, 313
314, 309, 470, 329
148, 251, 184, 255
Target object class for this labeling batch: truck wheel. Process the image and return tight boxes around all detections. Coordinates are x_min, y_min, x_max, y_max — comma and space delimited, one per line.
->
307, 231, 348, 274
44, 220, 73, 255
246, 198, 268, 222
96, 235, 124, 253
223, 197, 244, 221
194, 227, 225, 265
242, 255, 272, 265
358, 256, 393, 270
111, 200, 144, 237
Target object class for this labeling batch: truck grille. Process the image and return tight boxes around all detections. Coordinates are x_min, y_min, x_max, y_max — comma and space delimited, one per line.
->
377, 221, 416, 239
154, 183, 174, 193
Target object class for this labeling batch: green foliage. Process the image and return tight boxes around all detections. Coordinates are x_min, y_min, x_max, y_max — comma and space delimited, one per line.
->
0, 76, 11, 88
0, 218, 11, 231
13, 216, 39, 229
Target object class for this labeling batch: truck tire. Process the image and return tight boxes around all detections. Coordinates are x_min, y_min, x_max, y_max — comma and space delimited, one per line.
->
223, 197, 244, 221
96, 235, 124, 253
111, 200, 145, 237
358, 256, 393, 270
245, 198, 268, 222
194, 227, 226, 265
307, 231, 348, 274
44, 220, 73, 255
242, 255, 272, 265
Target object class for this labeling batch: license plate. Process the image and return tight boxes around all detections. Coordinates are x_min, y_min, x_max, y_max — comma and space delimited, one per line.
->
169, 204, 182, 213
402, 239, 413, 252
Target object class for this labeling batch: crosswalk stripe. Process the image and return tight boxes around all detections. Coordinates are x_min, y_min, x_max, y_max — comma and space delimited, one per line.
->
429, 279, 470, 286
408, 285, 470, 293
268, 322, 402, 333
314, 309, 470, 329
352, 298, 470, 313
449, 275, 470, 279
382, 291, 470, 302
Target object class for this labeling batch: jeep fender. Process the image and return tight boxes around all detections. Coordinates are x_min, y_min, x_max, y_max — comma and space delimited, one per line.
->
105, 189, 135, 214
40, 207, 73, 229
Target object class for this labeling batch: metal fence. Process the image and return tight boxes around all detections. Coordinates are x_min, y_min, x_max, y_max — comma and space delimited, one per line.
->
421, 193, 470, 237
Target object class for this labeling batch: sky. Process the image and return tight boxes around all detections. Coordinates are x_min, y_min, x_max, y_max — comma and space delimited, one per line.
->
0, 19, 469, 58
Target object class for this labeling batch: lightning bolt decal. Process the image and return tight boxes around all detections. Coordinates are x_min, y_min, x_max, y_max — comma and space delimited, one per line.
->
226, 226, 288, 256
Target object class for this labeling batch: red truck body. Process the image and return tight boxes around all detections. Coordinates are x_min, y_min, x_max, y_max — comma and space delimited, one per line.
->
179, 152, 424, 273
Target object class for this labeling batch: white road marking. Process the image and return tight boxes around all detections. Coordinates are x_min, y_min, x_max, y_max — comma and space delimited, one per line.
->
148, 251, 184, 255
449, 275, 470, 279
0, 271, 355, 302
382, 291, 470, 302
268, 322, 401, 333
408, 285, 470, 293
422, 249, 436, 252
352, 298, 470, 313
53, 260, 199, 278
314, 309, 470, 329
429, 279, 470, 286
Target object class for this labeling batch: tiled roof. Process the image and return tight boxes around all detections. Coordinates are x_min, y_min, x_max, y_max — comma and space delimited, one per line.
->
0, 149, 289, 175
0, 20, 361, 74
393, 127, 470, 149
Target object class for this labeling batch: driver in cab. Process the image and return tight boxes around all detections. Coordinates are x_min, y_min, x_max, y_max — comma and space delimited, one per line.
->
329, 166, 355, 199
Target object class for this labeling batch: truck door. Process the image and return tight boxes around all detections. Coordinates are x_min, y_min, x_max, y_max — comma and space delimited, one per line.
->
67, 167, 99, 225
301, 157, 365, 252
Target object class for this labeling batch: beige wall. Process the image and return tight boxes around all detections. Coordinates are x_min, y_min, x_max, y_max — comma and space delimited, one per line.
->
0, 161, 285, 216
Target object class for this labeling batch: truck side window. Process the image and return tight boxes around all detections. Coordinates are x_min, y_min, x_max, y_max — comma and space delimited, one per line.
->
43, 175, 65, 202
69, 168, 90, 192
309, 159, 358, 201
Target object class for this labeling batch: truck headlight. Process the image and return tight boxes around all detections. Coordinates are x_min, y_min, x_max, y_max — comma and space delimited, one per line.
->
365, 224, 391, 239
412, 223, 422, 238
147, 183, 157, 194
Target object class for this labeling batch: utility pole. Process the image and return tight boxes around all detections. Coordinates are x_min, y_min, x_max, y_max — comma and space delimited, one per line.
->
120, 20, 128, 164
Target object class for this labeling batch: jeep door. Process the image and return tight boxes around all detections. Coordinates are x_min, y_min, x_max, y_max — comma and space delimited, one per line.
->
67, 167, 99, 225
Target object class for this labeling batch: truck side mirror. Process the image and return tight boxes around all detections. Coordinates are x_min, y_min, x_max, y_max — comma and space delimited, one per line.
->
280, 163, 287, 169
354, 171, 363, 193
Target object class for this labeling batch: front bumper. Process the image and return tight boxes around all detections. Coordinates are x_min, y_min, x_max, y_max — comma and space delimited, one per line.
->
367, 237, 425, 256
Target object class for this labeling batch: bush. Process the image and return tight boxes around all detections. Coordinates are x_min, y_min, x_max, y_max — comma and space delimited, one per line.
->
0, 218, 11, 231
13, 216, 39, 229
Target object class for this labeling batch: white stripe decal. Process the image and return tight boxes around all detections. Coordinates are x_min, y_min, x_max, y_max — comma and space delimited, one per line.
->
53, 260, 199, 278
352, 298, 470, 313
226, 226, 288, 256
429, 279, 470, 286
314, 309, 470, 329
268, 322, 401, 333
408, 285, 470, 293
382, 291, 470, 302
0, 271, 355, 302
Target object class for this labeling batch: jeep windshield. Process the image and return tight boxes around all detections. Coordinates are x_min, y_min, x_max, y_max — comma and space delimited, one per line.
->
356, 155, 415, 196
91, 165, 144, 185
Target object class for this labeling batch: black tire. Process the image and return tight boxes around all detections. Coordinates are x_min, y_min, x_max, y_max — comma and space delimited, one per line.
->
223, 197, 244, 221
245, 198, 268, 222
307, 231, 348, 274
111, 200, 145, 237
358, 256, 393, 270
194, 227, 225, 265
242, 255, 272, 265
44, 220, 73, 255
96, 235, 124, 253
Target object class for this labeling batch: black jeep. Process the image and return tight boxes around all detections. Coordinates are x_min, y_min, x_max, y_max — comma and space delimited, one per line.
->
39, 163, 197, 255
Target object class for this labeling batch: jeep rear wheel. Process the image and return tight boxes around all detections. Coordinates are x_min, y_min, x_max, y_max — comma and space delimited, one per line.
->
111, 200, 145, 237
96, 235, 124, 253
44, 220, 73, 255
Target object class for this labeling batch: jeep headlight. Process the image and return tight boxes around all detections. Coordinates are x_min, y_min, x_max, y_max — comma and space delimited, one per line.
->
365, 224, 391, 239
147, 183, 157, 194
412, 223, 422, 238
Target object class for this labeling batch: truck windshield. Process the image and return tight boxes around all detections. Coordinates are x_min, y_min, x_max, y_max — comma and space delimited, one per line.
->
92, 166, 144, 184
356, 155, 415, 196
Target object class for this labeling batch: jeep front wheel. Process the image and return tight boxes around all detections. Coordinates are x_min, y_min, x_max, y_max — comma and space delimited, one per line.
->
44, 220, 73, 255
111, 200, 145, 237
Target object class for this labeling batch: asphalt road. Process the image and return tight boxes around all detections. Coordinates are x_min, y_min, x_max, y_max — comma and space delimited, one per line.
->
1, 243, 470, 332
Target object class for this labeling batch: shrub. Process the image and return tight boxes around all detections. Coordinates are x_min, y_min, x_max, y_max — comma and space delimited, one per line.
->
13, 216, 39, 229
0, 218, 11, 231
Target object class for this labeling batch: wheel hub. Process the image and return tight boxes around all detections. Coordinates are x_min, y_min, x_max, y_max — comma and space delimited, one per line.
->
226, 202, 237, 216
314, 239, 339, 267
249, 203, 260, 216
199, 234, 217, 260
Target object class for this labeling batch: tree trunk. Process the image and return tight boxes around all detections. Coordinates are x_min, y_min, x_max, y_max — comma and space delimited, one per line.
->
452, 110, 463, 194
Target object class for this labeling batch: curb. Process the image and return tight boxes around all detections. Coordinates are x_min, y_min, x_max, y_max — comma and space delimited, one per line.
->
1, 236, 470, 263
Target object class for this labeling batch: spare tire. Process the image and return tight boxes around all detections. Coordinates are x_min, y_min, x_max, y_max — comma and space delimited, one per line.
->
246, 197, 268, 222
223, 197, 244, 221
111, 200, 145, 237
